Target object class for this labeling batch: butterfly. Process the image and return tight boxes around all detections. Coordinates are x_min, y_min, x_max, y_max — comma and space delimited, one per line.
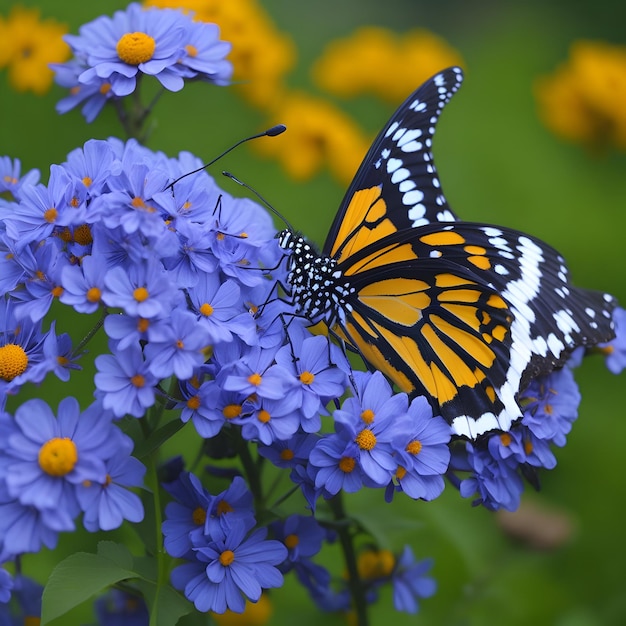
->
276, 66, 616, 440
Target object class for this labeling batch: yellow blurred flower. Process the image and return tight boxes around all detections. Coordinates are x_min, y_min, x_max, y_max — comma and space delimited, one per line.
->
356, 548, 395, 581
535, 40, 626, 151
211, 592, 272, 625
255, 91, 370, 185
312, 26, 464, 102
144, 0, 295, 110
0, 5, 69, 94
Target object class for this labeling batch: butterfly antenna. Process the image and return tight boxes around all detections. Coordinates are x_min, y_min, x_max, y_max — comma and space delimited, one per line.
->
222, 170, 295, 232
166, 124, 287, 192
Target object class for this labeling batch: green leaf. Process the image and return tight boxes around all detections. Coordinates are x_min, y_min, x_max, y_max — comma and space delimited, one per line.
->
136, 579, 193, 626
96, 540, 133, 569
41, 547, 136, 625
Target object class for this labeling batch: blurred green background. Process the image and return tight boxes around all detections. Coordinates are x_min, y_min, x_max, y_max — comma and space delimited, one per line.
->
2, 0, 626, 625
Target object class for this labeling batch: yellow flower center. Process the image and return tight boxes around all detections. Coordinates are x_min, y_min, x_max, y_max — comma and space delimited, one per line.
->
0, 344, 29, 381
217, 500, 234, 516
284, 534, 299, 549
86, 287, 102, 303
339, 456, 356, 473
500, 433, 512, 447
219, 550, 235, 566
44, 207, 58, 223
137, 318, 150, 333
395, 465, 407, 480
248, 373, 262, 386
299, 371, 315, 385
192, 506, 206, 525
360, 409, 375, 425
38, 437, 78, 476
116, 32, 156, 65
200, 302, 213, 317
355, 428, 376, 451
133, 287, 149, 302
187, 395, 200, 410
223, 404, 242, 419
73, 224, 93, 245
257, 409, 271, 423
406, 440, 422, 455
131, 374, 145, 388
185, 43, 198, 57
280, 448, 294, 461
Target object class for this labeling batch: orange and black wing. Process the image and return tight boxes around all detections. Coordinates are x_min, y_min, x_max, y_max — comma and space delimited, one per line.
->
333, 221, 615, 439
323, 66, 463, 261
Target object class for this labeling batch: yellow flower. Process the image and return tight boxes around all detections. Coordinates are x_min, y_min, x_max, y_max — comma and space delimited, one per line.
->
144, 0, 295, 110
356, 548, 396, 581
535, 40, 626, 151
312, 26, 464, 102
0, 5, 70, 94
211, 592, 272, 625
255, 91, 370, 185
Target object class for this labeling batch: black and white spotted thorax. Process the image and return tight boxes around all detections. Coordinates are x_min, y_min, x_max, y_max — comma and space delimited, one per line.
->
277, 229, 355, 325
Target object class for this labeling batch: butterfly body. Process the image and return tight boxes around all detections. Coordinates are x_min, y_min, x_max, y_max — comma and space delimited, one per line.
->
278, 66, 616, 440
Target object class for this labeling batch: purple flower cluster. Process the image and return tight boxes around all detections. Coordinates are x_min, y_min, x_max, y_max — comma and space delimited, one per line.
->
51, 3, 232, 122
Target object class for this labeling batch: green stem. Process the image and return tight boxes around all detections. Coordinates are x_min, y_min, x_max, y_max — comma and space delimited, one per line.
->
72, 308, 107, 356
328, 493, 369, 626
237, 435, 263, 512
145, 447, 166, 626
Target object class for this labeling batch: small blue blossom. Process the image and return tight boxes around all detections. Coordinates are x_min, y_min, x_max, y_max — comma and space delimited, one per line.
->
0, 156, 39, 199
520, 367, 580, 447
459, 443, 524, 512
102, 258, 181, 319
170, 520, 287, 614
271, 514, 325, 568
93, 588, 149, 626
143, 307, 210, 380
389, 396, 451, 501
391, 546, 436, 614
162, 472, 212, 558
76, 435, 146, 532
94, 343, 159, 418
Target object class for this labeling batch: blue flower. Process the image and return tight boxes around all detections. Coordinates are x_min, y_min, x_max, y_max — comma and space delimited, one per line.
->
204, 477, 256, 540
391, 546, 436, 614
329, 371, 411, 487
93, 588, 149, 626
4, 398, 119, 513
75, 435, 145, 532
186, 272, 256, 345
0, 156, 39, 199
221, 345, 293, 401
270, 514, 325, 567
59, 254, 106, 314
176, 20, 232, 85
0, 567, 12, 603
143, 307, 210, 380
274, 334, 349, 426
520, 367, 580, 446
459, 443, 524, 512
95, 343, 158, 418
64, 3, 189, 95
309, 436, 364, 495
162, 471, 212, 558
102, 258, 181, 319
170, 520, 287, 614
389, 396, 451, 501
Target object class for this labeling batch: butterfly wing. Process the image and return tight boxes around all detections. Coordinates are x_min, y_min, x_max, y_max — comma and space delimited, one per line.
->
323, 66, 464, 260
332, 222, 615, 439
